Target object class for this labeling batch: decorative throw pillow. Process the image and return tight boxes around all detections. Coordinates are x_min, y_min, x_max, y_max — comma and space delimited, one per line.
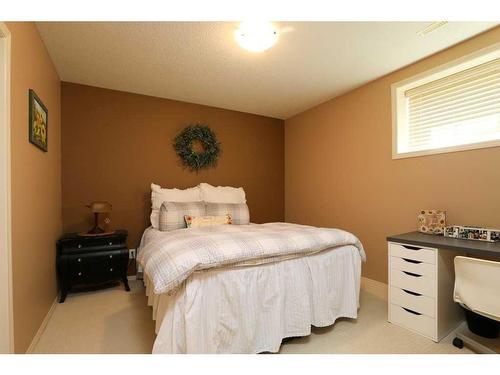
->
199, 182, 246, 203
184, 214, 232, 228
205, 202, 250, 225
150, 183, 202, 229
159, 201, 206, 231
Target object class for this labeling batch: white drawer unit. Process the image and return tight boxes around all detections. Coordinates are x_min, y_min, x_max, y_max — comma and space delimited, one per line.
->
388, 241, 463, 342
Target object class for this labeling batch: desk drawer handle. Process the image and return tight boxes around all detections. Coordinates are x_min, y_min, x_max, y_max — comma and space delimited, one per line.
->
402, 307, 422, 316
109, 268, 113, 272
402, 271, 422, 277
77, 244, 82, 249
78, 272, 82, 276
109, 255, 113, 259
109, 242, 113, 246
77, 258, 82, 262
402, 245, 421, 250
402, 289, 422, 296
402, 258, 422, 264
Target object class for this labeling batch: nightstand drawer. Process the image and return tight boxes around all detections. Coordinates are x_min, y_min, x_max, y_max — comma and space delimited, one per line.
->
66, 249, 128, 283
389, 304, 436, 340
58, 230, 128, 255
390, 268, 436, 298
67, 249, 126, 265
62, 242, 126, 255
389, 243, 436, 264
390, 256, 436, 278
390, 286, 435, 318
70, 265, 121, 284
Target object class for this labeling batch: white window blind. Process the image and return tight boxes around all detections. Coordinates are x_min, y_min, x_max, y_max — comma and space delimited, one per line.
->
393, 45, 500, 158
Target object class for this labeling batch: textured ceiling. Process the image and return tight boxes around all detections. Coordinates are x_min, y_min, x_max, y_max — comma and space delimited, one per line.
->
36, 22, 497, 119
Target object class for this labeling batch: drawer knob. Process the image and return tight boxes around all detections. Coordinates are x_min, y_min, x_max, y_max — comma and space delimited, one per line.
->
77, 244, 82, 249
78, 272, 82, 276
109, 255, 113, 258
109, 242, 113, 246
109, 268, 113, 272
77, 258, 82, 262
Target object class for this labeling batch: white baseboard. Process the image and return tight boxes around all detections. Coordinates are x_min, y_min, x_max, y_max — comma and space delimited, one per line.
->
127, 275, 137, 281
361, 276, 388, 301
25, 296, 58, 353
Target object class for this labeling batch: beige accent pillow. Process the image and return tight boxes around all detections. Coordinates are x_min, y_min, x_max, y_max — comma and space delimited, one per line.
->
184, 214, 232, 228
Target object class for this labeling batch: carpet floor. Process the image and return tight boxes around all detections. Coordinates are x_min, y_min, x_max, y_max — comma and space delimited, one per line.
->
32, 280, 472, 354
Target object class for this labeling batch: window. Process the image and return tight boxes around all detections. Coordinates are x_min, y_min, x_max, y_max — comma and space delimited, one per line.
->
392, 44, 500, 159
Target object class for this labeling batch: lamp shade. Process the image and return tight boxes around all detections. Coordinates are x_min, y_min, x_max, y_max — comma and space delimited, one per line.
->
86, 201, 112, 214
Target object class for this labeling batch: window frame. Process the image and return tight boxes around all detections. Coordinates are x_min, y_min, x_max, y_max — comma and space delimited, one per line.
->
392, 42, 500, 159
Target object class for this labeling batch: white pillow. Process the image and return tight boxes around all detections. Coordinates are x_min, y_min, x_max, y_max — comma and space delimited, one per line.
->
150, 183, 201, 229
199, 182, 246, 204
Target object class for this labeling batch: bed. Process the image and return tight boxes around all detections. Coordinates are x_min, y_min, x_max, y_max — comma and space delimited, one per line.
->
137, 222, 366, 354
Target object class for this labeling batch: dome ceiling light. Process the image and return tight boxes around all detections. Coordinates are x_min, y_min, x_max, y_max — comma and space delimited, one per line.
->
234, 21, 279, 53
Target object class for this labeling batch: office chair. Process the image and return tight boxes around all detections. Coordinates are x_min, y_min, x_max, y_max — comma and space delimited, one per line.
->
453, 256, 500, 347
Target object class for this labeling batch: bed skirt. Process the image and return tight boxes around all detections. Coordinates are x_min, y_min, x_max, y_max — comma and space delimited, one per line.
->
144, 244, 362, 354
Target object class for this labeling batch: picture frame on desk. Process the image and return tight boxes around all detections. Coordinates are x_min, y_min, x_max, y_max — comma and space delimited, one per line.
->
444, 225, 500, 243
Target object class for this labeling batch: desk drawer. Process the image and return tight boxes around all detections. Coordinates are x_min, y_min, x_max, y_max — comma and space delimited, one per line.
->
389, 243, 436, 264
390, 256, 436, 279
389, 304, 436, 340
390, 286, 435, 318
390, 269, 436, 298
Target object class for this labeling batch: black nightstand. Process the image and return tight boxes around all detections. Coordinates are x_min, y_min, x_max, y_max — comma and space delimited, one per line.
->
56, 230, 130, 303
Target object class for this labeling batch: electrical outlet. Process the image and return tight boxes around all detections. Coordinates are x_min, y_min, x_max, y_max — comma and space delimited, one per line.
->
129, 248, 136, 259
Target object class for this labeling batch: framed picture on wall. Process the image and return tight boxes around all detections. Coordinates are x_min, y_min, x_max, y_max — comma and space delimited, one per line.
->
28, 89, 48, 152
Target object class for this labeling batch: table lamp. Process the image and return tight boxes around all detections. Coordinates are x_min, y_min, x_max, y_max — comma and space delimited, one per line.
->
86, 201, 112, 234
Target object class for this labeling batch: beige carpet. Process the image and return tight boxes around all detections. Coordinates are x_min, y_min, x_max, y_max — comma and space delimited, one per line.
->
32, 280, 472, 354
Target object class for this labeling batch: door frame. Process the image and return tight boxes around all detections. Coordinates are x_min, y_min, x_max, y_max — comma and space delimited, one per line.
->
0, 22, 14, 354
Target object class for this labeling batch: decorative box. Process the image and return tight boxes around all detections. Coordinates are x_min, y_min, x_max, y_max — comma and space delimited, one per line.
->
417, 210, 446, 234
444, 225, 500, 242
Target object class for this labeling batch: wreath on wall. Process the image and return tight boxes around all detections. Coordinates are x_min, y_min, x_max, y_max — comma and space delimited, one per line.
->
173, 124, 222, 171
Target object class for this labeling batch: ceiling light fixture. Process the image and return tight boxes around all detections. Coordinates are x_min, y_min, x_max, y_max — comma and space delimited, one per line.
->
417, 21, 448, 36
234, 21, 279, 52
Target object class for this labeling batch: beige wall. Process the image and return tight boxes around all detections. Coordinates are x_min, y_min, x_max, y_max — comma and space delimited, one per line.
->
285, 27, 500, 284
7, 22, 62, 353
61, 83, 284, 248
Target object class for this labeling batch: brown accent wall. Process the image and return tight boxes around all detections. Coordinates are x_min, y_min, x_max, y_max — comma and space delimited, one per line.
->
61, 83, 284, 248
285, 27, 500, 284
7, 22, 62, 353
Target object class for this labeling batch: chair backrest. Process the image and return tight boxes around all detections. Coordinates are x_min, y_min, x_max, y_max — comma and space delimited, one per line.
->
454, 256, 500, 322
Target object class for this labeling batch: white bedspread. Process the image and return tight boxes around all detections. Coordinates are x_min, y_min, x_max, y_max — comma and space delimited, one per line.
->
138, 225, 365, 354
138, 222, 365, 295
